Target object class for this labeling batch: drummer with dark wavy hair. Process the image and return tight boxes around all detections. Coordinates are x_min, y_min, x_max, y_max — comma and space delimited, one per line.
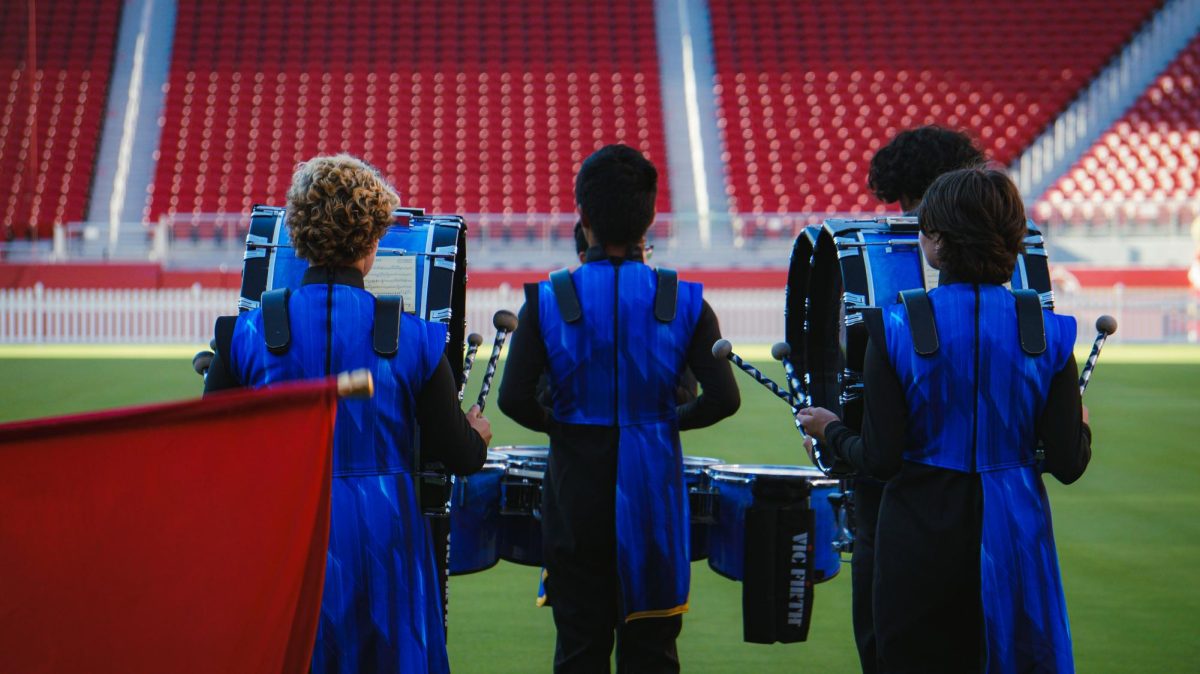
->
798, 168, 1092, 673
213, 154, 492, 673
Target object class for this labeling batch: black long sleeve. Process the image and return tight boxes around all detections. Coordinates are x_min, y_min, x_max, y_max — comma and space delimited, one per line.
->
497, 288, 553, 433
1036, 353, 1092, 484
416, 355, 488, 475
676, 301, 740, 430
824, 337, 908, 479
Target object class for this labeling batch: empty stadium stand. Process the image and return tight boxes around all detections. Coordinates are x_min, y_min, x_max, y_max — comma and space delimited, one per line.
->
708, 0, 1165, 229
1039, 32, 1200, 227
147, 0, 672, 240
0, 0, 122, 240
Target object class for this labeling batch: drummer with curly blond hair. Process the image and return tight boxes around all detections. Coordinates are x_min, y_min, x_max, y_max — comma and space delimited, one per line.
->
210, 154, 492, 674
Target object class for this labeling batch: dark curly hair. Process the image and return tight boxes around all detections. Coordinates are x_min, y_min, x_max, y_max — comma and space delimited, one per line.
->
575, 144, 657, 246
918, 168, 1027, 285
868, 126, 986, 207
286, 154, 399, 268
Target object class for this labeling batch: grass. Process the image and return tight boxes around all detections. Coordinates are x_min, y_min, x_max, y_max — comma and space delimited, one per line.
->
1, 346, 1197, 672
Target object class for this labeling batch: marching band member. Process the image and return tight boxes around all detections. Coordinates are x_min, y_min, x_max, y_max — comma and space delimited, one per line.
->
498, 144, 739, 673
208, 154, 492, 673
849, 125, 987, 673
799, 168, 1091, 673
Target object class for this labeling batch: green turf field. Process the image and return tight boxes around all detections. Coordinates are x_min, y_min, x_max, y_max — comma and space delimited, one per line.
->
1, 345, 1197, 672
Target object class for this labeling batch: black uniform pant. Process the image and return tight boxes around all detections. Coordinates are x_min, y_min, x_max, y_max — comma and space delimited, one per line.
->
543, 426, 682, 674
851, 478, 884, 674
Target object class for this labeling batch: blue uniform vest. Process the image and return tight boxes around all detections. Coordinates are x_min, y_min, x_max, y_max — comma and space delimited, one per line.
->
230, 281, 450, 674
539, 260, 702, 620
883, 283, 1078, 674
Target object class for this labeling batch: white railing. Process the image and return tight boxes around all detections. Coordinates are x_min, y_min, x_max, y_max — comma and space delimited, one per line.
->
0, 285, 234, 344
1010, 0, 1200, 201
3, 285, 1191, 345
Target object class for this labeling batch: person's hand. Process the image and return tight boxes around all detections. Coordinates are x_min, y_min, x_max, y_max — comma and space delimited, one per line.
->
1081, 404, 1090, 426
803, 435, 817, 465
466, 405, 493, 447
796, 406, 839, 443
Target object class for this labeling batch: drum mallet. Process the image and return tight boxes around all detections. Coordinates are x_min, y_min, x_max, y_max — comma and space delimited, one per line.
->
770, 341, 807, 405
458, 332, 484, 402
1079, 315, 1118, 395
475, 310, 519, 413
712, 339, 800, 409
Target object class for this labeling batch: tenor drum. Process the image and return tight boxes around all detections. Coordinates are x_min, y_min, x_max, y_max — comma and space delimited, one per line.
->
707, 464, 840, 583
448, 451, 510, 575
497, 446, 549, 567
684, 455, 722, 561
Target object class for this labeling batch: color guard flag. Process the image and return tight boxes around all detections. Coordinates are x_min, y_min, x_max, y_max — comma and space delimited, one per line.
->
0, 380, 337, 674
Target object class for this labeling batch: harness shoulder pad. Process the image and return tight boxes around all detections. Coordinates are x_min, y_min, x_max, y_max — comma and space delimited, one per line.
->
655, 268, 678, 322
550, 268, 582, 323
261, 288, 291, 354
1012, 289, 1047, 355
373, 294, 404, 356
898, 289, 939, 356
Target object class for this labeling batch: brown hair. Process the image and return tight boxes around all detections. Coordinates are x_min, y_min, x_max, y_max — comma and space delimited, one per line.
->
285, 154, 399, 268
918, 168, 1027, 284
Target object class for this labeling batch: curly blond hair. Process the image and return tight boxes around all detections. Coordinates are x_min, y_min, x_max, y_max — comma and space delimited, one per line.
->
285, 154, 400, 268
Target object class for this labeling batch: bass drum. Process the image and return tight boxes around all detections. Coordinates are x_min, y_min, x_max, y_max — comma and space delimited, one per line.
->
783, 225, 822, 400
802, 216, 1053, 430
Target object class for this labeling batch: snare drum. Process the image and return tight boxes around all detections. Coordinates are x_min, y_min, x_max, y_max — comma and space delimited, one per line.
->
707, 464, 840, 583
448, 451, 509, 575
684, 455, 722, 561
497, 446, 549, 567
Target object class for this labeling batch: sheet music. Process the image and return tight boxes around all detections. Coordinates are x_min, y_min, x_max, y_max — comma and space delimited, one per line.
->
364, 255, 418, 312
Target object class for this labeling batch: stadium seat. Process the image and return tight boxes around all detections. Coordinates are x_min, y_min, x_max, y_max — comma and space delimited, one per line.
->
1042, 34, 1200, 224
0, 0, 121, 239
147, 0, 673, 240
707, 0, 1164, 238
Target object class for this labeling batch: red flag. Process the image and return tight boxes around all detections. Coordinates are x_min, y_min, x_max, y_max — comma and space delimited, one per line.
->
0, 380, 337, 674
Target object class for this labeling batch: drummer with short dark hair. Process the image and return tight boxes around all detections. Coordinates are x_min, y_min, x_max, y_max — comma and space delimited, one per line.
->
498, 144, 740, 673
840, 124, 988, 674
206, 154, 492, 673
798, 168, 1092, 673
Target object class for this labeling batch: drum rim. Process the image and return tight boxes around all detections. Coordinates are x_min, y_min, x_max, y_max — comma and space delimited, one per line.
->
683, 455, 724, 466
707, 463, 838, 483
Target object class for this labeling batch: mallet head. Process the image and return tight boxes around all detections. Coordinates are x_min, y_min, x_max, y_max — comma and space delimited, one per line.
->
770, 341, 791, 362
467, 332, 484, 347
1095, 315, 1118, 336
712, 339, 733, 360
493, 310, 519, 332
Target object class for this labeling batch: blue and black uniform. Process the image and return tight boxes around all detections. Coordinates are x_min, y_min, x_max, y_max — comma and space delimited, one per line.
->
499, 248, 739, 673
209, 266, 486, 674
824, 281, 1091, 673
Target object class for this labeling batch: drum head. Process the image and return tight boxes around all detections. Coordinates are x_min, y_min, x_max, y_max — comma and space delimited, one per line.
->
683, 455, 723, 468
784, 225, 822, 376
708, 463, 837, 486
496, 446, 549, 463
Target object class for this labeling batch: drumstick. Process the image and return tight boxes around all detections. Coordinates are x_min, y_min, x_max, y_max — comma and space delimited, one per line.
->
712, 339, 800, 408
1079, 315, 1118, 395
458, 333, 484, 402
770, 341, 807, 404
475, 310, 519, 413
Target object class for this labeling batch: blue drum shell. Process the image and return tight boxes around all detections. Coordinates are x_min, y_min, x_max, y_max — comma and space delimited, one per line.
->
706, 465, 840, 584
496, 446, 548, 567
448, 455, 507, 575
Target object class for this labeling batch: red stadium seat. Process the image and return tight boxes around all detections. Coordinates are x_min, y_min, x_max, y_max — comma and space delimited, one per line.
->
1045, 34, 1200, 212
147, 0, 673, 239
0, 0, 121, 239
707, 0, 1164, 237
